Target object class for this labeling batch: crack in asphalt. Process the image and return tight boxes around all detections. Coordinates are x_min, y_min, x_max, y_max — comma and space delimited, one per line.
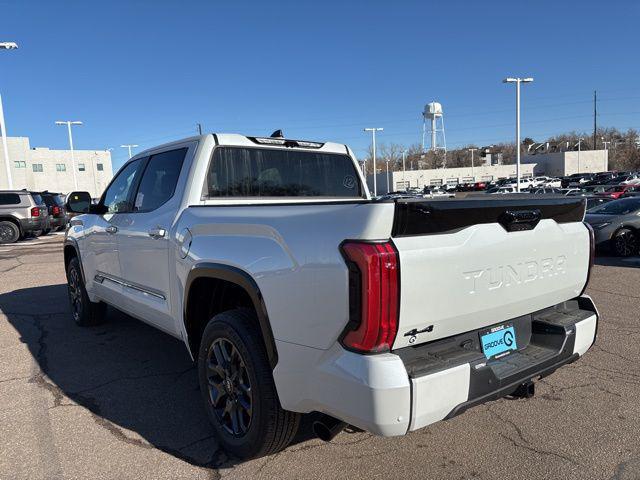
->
487, 405, 579, 466
0, 374, 31, 384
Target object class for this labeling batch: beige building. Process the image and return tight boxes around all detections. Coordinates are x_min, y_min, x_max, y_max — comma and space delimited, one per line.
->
367, 149, 608, 194
0, 136, 113, 197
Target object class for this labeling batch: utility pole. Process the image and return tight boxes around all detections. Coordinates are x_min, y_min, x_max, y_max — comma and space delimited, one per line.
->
363, 127, 383, 196
468, 147, 477, 179
503, 77, 534, 192
593, 90, 597, 150
197, 123, 203, 135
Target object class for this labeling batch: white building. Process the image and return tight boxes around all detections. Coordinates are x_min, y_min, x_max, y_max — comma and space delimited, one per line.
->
0, 136, 113, 197
367, 149, 608, 194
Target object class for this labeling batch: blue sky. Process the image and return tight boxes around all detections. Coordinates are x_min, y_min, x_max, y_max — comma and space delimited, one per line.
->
1, 0, 639, 169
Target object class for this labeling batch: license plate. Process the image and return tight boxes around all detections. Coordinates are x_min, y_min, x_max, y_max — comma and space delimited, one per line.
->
480, 323, 517, 359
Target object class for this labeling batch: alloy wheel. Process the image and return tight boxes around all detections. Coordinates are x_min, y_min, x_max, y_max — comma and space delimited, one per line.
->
68, 268, 83, 321
615, 230, 638, 257
0, 224, 14, 243
206, 338, 253, 437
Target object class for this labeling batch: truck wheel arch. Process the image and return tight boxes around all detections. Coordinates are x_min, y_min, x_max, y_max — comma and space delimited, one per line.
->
63, 239, 86, 284
184, 263, 279, 369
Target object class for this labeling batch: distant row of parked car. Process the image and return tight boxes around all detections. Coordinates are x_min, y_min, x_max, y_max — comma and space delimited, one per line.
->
381, 170, 640, 257
0, 189, 69, 244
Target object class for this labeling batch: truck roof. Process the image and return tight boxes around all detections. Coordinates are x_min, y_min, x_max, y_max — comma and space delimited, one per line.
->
136, 133, 351, 157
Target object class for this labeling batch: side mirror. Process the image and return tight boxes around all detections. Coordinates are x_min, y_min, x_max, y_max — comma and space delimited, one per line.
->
66, 191, 92, 214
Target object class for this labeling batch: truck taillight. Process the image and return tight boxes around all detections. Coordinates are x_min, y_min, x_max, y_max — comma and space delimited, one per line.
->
340, 241, 399, 353
31, 207, 40, 217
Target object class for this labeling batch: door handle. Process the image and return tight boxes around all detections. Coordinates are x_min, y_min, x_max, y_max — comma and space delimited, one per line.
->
106, 225, 118, 234
148, 227, 166, 239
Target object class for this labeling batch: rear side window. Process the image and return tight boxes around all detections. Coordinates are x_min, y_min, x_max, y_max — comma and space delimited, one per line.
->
133, 148, 187, 212
206, 147, 363, 198
0, 193, 21, 205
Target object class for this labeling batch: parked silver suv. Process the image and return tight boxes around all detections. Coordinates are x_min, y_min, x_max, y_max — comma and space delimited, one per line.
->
0, 190, 49, 244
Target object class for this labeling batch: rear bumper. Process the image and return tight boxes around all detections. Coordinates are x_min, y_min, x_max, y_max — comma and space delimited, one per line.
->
48, 216, 66, 229
19, 217, 48, 233
273, 296, 598, 436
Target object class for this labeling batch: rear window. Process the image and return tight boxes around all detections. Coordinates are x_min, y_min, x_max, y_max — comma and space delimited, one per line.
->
30, 193, 44, 205
205, 147, 363, 198
0, 193, 21, 205
41, 195, 56, 207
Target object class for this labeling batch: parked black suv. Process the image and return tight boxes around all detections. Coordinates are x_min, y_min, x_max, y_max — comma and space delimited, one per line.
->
38, 191, 68, 232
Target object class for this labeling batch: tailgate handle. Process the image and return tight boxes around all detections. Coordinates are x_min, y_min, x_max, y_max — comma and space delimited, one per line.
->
499, 209, 541, 232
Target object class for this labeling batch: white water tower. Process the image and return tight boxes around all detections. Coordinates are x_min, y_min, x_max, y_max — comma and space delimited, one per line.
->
422, 101, 447, 157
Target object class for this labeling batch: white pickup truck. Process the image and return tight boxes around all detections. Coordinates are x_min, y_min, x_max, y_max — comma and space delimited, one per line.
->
64, 132, 598, 459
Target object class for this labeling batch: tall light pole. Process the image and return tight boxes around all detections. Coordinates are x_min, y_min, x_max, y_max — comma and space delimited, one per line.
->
468, 147, 477, 179
0, 41, 18, 189
577, 138, 582, 174
402, 149, 407, 188
120, 144, 138, 159
503, 77, 533, 191
364, 127, 383, 196
385, 160, 390, 193
55, 120, 83, 190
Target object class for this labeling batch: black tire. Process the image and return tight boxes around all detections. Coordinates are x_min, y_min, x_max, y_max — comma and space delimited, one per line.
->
66, 257, 106, 326
611, 228, 638, 257
198, 309, 300, 459
0, 221, 20, 244
41, 228, 50, 236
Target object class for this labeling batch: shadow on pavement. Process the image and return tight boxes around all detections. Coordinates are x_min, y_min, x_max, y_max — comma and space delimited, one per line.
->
0, 284, 319, 470
594, 255, 640, 268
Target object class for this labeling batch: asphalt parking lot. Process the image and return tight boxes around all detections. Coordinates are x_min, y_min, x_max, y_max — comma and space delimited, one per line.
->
1, 235, 639, 480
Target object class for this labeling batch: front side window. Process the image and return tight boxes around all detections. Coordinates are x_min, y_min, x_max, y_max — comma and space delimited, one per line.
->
133, 148, 187, 212
206, 147, 363, 198
32, 164, 43, 172
102, 158, 143, 214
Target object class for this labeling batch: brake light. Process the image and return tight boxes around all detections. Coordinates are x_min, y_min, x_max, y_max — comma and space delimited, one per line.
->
31, 206, 40, 217
340, 241, 399, 353
52, 206, 61, 215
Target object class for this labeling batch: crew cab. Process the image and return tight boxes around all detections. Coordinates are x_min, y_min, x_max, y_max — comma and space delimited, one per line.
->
63, 132, 598, 459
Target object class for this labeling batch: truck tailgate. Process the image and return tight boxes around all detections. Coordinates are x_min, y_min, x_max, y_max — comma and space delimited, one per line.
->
390, 196, 589, 349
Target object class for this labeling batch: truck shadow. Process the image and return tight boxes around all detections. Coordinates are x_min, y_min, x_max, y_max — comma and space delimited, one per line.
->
594, 255, 640, 268
0, 284, 319, 470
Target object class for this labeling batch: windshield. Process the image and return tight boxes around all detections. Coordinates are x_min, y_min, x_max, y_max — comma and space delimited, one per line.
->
206, 147, 364, 198
589, 197, 640, 215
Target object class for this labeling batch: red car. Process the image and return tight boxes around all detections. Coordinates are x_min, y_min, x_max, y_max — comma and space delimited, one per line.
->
473, 181, 487, 190
597, 184, 634, 199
